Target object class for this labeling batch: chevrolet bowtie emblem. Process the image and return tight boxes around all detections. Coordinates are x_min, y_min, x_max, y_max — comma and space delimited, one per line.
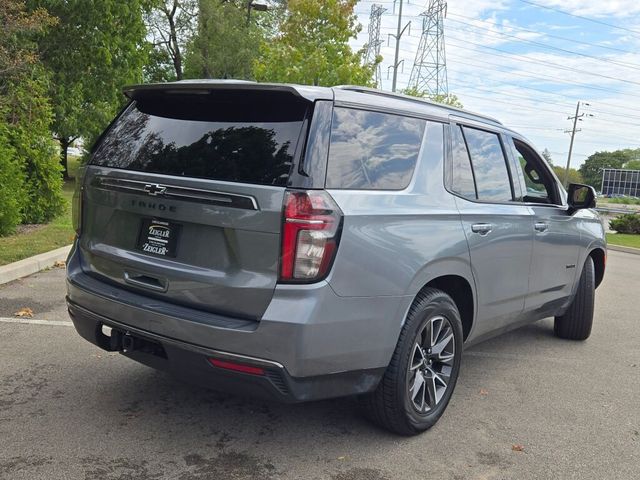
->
143, 184, 167, 196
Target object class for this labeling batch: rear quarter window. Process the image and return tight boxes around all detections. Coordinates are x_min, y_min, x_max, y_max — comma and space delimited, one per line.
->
325, 107, 426, 190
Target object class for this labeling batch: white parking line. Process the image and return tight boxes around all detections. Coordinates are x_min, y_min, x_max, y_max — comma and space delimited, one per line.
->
0, 317, 73, 326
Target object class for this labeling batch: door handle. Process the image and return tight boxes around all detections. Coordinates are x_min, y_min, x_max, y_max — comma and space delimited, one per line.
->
471, 223, 493, 235
534, 222, 549, 232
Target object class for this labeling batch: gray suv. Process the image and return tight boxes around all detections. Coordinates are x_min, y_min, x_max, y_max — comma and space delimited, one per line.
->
67, 81, 606, 435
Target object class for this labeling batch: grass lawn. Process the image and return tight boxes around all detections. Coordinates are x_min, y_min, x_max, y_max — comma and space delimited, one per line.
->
599, 197, 640, 206
606, 233, 640, 249
0, 182, 76, 266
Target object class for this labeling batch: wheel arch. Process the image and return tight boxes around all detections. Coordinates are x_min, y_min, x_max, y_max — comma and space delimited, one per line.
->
415, 274, 475, 342
406, 258, 476, 342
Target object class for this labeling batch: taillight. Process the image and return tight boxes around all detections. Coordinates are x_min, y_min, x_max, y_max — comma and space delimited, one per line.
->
280, 190, 343, 283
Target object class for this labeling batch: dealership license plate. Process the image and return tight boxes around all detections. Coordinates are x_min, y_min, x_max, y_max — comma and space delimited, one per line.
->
136, 218, 180, 258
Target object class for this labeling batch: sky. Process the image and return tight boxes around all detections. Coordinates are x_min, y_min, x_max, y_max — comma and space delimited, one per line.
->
352, 0, 640, 168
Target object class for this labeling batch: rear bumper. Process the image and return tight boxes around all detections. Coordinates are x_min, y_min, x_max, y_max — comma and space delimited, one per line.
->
67, 300, 383, 402
66, 244, 412, 401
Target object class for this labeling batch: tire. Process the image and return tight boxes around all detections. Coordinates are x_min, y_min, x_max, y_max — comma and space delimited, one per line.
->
554, 256, 595, 341
359, 288, 464, 436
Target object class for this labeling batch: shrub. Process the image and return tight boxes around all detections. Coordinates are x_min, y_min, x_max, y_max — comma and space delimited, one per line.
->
609, 213, 640, 234
6, 79, 64, 224
0, 120, 26, 236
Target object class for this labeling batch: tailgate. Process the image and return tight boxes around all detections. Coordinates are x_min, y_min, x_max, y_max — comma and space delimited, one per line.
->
79, 88, 311, 319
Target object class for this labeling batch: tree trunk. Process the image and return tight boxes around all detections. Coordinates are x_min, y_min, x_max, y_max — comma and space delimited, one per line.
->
168, 4, 183, 80
59, 138, 70, 180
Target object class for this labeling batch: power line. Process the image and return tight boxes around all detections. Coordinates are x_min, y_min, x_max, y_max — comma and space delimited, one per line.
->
449, 89, 570, 115
448, 85, 640, 139
445, 52, 640, 101
445, 18, 640, 72
445, 53, 639, 97
549, 151, 588, 158
447, 68, 640, 122
450, 79, 573, 110
445, 36, 640, 87
359, 42, 640, 121
515, 0, 640, 37
446, 12, 638, 56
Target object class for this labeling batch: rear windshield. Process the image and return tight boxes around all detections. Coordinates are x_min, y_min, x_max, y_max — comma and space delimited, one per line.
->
91, 91, 308, 186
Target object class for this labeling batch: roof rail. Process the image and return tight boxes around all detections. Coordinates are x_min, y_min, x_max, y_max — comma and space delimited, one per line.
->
334, 85, 503, 125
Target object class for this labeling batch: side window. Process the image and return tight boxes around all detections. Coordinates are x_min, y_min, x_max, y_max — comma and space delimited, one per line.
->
462, 126, 513, 202
450, 125, 477, 199
326, 108, 426, 190
508, 137, 558, 205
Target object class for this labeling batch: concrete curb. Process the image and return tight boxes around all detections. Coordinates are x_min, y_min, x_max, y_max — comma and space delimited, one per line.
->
0, 245, 72, 286
608, 244, 640, 256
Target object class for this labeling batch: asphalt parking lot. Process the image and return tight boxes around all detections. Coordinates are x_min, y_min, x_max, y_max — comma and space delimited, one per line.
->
1, 251, 638, 480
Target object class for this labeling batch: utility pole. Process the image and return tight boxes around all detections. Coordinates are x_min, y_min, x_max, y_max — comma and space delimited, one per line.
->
363, 4, 387, 88
409, 0, 449, 97
564, 101, 593, 186
390, 0, 411, 92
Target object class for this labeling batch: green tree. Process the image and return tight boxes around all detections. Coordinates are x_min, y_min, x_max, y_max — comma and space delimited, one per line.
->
624, 159, 640, 171
144, 46, 178, 83
183, 0, 259, 79
401, 86, 463, 108
0, 0, 55, 89
541, 148, 553, 164
551, 165, 583, 185
579, 150, 632, 189
254, 0, 376, 86
29, 0, 148, 178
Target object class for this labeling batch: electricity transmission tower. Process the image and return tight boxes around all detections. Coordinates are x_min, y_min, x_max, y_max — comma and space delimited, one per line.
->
409, 0, 449, 96
363, 4, 387, 88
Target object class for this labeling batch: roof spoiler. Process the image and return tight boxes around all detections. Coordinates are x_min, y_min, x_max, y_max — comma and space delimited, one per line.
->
123, 80, 333, 102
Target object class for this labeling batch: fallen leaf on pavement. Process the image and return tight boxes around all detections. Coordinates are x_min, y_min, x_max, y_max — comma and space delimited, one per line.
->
512, 444, 525, 452
14, 307, 34, 318
53, 260, 66, 268
479, 388, 489, 396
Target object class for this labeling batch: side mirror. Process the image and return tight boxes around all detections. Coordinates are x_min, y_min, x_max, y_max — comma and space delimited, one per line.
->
568, 183, 596, 212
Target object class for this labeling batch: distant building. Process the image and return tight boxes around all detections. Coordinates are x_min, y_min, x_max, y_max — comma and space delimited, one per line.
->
601, 168, 640, 197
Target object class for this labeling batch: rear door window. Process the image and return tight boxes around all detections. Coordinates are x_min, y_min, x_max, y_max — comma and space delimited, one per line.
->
462, 126, 513, 202
326, 108, 426, 190
91, 91, 308, 186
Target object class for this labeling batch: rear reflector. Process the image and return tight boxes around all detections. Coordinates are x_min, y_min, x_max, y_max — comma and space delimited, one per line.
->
72, 185, 83, 236
280, 190, 343, 282
209, 358, 265, 376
